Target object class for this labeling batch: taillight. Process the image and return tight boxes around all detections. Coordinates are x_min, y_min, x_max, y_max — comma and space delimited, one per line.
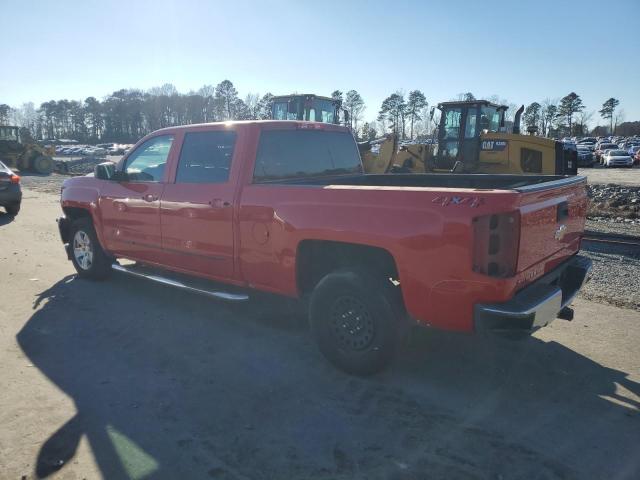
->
472, 211, 520, 277
10, 174, 20, 184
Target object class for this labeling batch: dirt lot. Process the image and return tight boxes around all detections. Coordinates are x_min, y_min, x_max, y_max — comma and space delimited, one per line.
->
1, 188, 639, 479
578, 165, 640, 186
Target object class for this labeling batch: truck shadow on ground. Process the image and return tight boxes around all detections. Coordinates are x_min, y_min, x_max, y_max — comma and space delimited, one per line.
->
17, 275, 640, 479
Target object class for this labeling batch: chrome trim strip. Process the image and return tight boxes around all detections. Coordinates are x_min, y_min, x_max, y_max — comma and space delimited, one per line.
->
514, 175, 586, 193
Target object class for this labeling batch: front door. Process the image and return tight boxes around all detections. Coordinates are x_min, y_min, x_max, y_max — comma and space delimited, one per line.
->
99, 134, 174, 262
159, 128, 238, 280
461, 107, 480, 168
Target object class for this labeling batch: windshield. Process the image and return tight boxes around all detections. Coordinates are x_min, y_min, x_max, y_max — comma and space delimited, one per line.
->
609, 150, 628, 156
307, 98, 336, 123
272, 97, 336, 123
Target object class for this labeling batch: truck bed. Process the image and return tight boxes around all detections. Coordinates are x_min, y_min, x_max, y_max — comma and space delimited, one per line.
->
272, 173, 583, 192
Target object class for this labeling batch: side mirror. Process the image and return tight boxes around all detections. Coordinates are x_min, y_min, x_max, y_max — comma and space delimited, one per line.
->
94, 162, 116, 180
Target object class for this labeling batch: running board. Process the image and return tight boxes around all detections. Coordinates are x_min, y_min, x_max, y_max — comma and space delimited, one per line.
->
111, 264, 249, 302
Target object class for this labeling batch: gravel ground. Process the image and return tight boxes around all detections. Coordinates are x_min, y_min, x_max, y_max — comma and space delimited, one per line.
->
579, 242, 640, 310
586, 219, 640, 236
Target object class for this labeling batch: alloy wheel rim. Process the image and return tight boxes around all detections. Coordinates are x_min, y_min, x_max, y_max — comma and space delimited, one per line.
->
73, 230, 93, 270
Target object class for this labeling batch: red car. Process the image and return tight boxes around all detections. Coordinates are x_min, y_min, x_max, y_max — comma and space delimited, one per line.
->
57, 121, 591, 374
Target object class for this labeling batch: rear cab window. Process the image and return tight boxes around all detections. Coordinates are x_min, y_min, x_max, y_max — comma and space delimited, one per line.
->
176, 130, 236, 183
253, 129, 362, 183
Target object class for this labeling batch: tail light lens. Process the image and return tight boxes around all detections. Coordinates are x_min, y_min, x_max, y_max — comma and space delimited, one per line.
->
10, 174, 20, 184
472, 211, 520, 277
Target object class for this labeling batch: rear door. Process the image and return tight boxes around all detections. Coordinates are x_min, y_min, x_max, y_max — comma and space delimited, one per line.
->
159, 128, 239, 280
516, 177, 587, 274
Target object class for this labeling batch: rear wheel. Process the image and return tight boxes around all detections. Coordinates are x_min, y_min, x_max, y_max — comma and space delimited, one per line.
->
5, 203, 20, 216
69, 218, 112, 280
309, 268, 406, 375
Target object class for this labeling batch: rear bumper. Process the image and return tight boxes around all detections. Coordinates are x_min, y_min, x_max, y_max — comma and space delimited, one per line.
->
474, 255, 592, 334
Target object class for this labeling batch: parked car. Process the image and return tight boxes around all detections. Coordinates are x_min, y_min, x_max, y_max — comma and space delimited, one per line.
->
576, 145, 594, 167
595, 143, 619, 163
0, 160, 22, 215
602, 149, 634, 168
56, 121, 593, 374
634, 149, 640, 166
628, 145, 640, 157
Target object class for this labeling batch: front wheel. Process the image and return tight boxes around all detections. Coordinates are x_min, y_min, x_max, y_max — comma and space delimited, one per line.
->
69, 218, 112, 280
309, 268, 406, 375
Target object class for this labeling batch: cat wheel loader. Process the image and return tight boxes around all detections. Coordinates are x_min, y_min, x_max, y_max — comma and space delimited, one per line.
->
0, 126, 54, 174
360, 100, 577, 176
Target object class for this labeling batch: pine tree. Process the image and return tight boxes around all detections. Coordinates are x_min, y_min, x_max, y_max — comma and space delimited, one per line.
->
343, 90, 365, 132
598, 98, 620, 134
406, 90, 427, 139
557, 92, 584, 136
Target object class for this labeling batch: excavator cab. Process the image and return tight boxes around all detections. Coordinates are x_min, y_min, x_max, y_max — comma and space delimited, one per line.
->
271, 94, 346, 125
0, 126, 21, 144
434, 100, 507, 171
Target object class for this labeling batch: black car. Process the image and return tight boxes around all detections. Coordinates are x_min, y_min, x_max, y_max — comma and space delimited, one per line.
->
0, 160, 22, 215
576, 145, 594, 167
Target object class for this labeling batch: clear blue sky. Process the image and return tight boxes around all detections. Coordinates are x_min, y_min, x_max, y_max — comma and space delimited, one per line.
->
3, 0, 639, 124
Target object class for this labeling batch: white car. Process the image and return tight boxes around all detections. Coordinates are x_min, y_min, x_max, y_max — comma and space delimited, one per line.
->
603, 149, 633, 168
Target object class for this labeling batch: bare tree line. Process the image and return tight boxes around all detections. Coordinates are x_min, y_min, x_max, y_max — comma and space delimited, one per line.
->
0, 82, 635, 144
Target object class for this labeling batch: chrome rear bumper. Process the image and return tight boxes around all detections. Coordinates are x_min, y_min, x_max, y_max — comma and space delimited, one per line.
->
474, 255, 592, 334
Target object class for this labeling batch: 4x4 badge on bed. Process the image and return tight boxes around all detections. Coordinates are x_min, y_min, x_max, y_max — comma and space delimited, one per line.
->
431, 196, 484, 208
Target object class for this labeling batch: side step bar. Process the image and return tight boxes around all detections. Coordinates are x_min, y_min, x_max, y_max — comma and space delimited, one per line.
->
112, 264, 249, 302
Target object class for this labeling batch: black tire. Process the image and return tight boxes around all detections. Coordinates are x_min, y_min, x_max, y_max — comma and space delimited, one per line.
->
309, 268, 406, 375
5, 203, 20, 216
68, 218, 112, 280
32, 155, 54, 175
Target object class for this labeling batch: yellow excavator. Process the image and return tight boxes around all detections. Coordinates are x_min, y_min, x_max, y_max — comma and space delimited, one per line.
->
0, 126, 55, 174
360, 100, 577, 175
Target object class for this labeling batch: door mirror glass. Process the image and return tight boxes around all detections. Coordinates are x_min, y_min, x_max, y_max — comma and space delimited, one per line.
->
94, 162, 116, 180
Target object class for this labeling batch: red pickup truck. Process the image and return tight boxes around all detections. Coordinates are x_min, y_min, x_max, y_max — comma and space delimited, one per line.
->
58, 121, 592, 374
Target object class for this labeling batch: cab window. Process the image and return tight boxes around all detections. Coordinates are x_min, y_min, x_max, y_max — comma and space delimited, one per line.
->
253, 130, 361, 182
176, 130, 236, 183
443, 108, 462, 139
125, 135, 173, 182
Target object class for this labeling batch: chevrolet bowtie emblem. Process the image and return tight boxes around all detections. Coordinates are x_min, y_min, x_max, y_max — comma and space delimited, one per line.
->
555, 224, 568, 241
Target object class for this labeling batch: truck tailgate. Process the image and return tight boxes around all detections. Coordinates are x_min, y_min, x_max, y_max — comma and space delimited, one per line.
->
516, 177, 588, 273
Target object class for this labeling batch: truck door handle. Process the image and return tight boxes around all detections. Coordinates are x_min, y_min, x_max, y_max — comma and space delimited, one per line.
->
209, 199, 231, 208
142, 194, 158, 202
